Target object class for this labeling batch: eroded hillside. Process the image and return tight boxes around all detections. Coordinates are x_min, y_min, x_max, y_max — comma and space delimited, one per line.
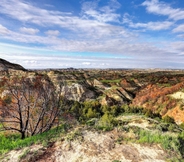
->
1, 63, 184, 161
42, 69, 184, 123
2, 68, 184, 123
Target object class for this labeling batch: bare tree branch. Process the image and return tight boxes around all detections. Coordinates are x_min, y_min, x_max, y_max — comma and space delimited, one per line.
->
0, 74, 63, 139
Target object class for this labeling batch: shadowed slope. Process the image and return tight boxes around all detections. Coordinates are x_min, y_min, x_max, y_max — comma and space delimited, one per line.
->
0, 58, 26, 71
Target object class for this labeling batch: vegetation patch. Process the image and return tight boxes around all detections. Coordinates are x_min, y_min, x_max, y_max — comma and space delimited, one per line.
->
0, 125, 66, 155
101, 79, 121, 84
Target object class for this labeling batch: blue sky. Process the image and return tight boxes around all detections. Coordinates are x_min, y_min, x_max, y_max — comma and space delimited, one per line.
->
0, 0, 184, 69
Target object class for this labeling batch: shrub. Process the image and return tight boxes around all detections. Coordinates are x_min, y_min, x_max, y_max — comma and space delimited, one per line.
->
96, 112, 117, 131
168, 124, 177, 132
178, 131, 184, 158
163, 115, 175, 124
145, 109, 153, 118
179, 123, 184, 130
156, 123, 169, 132
110, 105, 121, 116
86, 108, 98, 119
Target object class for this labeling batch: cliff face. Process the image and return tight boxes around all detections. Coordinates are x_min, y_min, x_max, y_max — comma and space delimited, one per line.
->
0, 58, 26, 71
61, 83, 96, 101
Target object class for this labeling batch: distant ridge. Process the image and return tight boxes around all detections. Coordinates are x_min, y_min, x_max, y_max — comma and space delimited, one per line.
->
0, 58, 26, 71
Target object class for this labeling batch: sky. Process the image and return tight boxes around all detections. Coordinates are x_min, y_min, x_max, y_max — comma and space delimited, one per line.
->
0, 0, 184, 69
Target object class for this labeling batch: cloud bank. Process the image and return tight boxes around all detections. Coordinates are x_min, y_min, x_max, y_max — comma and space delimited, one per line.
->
0, 0, 183, 69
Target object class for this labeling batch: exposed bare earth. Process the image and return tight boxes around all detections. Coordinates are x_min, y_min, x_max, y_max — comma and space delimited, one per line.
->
2, 129, 168, 162
170, 91, 184, 100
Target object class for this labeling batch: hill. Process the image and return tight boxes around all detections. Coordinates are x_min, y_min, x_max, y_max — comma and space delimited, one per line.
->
0, 58, 26, 71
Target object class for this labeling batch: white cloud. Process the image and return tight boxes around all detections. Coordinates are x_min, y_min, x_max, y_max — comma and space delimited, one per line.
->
122, 13, 133, 24
142, 0, 184, 21
82, 62, 91, 65
0, 0, 72, 26
81, 0, 121, 23
0, 0, 129, 40
20, 27, 39, 35
129, 21, 173, 30
170, 41, 184, 51
0, 24, 10, 35
177, 34, 184, 38
2, 51, 183, 69
0, 0, 184, 69
123, 11, 173, 31
45, 30, 60, 36
1, 41, 184, 69
123, 13, 173, 31
173, 24, 184, 33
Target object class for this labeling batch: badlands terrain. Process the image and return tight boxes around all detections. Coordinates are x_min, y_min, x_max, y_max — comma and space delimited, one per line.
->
0, 59, 184, 162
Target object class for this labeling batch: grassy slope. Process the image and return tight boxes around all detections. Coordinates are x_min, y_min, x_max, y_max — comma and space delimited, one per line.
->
0, 114, 184, 161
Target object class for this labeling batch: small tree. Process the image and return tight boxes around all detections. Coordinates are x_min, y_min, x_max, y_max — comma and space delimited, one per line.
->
0, 75, 62, 139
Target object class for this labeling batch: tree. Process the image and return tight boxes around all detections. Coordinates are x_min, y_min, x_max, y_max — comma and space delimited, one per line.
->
0, 74, 62, 139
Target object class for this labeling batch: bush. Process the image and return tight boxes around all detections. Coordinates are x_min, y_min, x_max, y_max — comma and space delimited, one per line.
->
179, 123, 184, 130
110, 105, 121, 116
178, 132, 184, 158
156, 123, 169, 132
163, 115, 175, 124
86, 118, 98, 126
81, 100, 102, 120
145, 109, 153, 118
86, 108, 98, 118
96, 112, 117, 131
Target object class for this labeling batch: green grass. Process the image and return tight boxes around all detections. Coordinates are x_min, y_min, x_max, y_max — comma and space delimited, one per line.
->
137, 129, 183, 158
101, 79, 121, 83
0, 125, 66, 155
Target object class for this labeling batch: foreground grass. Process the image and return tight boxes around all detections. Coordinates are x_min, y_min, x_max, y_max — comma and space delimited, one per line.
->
138, 130, 180, 151
0, 125, 66, 155
1, 114, 184, 161
129, 126, 184, 160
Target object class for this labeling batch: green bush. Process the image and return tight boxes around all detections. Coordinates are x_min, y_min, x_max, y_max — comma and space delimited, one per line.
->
156, 123, 169, 132
179, 123, 184, 130
101, 105, 111, 114
178, 132, 184, 158
110, 105, 121, 116
96, 112, 117, 131
70, 101, 82, 119
86, 108, 98, 119
80, 100, 102, 121
163, 115, 175, 124
145, 109, 153, 118
121, 105, 143, 114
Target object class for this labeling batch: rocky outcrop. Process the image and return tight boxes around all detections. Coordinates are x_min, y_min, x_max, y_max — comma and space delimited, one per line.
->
87, 79, 107, 90
61, 83, 96, 101
99, 87, 134, 106
60, 80, 134, 105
